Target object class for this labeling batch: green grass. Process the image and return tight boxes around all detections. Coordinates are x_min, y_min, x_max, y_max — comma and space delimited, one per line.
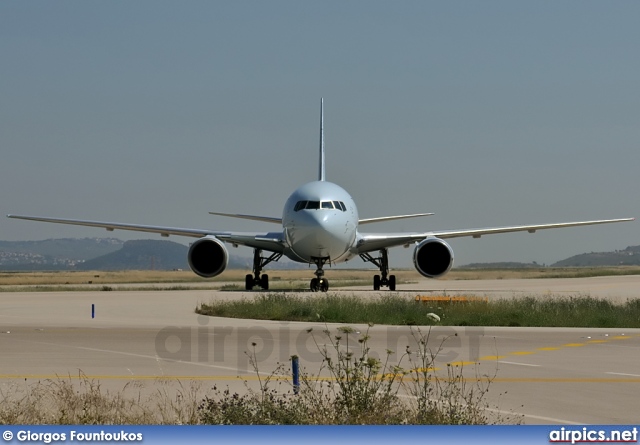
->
446, 296, 640, 327
197, 293, 640, 328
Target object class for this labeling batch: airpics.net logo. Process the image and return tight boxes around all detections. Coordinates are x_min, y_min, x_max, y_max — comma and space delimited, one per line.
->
549, 427, 638, 444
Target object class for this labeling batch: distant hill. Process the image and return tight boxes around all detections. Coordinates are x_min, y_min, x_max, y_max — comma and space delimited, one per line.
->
551, 245, 640, 267
77, 239, 306, 271
76, 239, 190, 271
459, 262, 542, 269
0, 238, 123, 270
0, 237, 300, 271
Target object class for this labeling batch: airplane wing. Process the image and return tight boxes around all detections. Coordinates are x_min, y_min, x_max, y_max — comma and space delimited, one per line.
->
208, 212, 282, 224
6, 214, 286, 253
359, 213, 434, 224
355, 217, 635, 253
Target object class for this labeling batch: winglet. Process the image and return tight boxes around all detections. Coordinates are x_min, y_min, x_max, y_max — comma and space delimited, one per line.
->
318, 98, 325, 181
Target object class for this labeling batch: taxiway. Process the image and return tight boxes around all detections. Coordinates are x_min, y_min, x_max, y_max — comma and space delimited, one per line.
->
1, 275, 639, 424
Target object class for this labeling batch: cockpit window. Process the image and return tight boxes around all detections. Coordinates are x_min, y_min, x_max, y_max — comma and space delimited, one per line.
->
294, 200, 347, 212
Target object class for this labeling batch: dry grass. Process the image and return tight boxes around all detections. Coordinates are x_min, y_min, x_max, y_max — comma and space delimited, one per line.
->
0, 266, 640, 292
0, 375, 204, 425
1, 266, 638, 288
447, 266, 640, 280
0, 269, 417, 287
0, 270, 203, 286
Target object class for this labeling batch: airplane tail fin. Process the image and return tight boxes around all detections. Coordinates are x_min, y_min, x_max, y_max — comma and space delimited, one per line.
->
318, 98, 325, 181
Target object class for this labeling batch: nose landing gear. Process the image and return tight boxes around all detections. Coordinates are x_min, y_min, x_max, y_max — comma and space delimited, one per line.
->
310, 277, 329, 292
310, 257, 330, 292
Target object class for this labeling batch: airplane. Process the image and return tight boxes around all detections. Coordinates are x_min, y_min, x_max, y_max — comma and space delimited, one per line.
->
7, 100, 635, 292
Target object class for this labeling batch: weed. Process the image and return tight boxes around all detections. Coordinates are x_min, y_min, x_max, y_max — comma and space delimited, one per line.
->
0, 372, 203, 425
197, 326, 518, 425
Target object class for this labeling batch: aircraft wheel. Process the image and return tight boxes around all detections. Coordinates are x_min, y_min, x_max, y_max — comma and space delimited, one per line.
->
373, 274, 381, 291
389, 274, 396, 291
245, 274, 254, 291
320, 278, 329, 292
260, 274, 269, 290
310, 278, 319, 292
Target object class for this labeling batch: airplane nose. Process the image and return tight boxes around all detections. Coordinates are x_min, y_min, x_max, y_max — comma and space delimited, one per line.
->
302, 209, 331, 228
299, 211, 335, 244
288, 211, 354, 260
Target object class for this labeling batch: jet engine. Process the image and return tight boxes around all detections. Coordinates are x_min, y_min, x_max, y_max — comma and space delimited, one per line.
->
413, 238, 454, 278
187, 236, 229, 278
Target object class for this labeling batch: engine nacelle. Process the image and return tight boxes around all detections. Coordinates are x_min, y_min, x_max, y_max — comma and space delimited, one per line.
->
413, 237, 454, 278
187, 236, 229, 278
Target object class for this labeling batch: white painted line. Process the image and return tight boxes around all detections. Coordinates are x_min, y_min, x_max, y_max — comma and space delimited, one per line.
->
397, 393, 582, 425
605, 372, 640, 377
516, 412, 583, 425
10, 337, 253, 375
498, 361, 540, 367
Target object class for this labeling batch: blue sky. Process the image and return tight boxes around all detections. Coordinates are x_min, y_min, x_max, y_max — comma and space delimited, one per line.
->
1, 1, 638, 267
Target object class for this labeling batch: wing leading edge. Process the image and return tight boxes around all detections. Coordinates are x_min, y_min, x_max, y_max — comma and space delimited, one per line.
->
355, 217, 635, 254
6, 214, 286, 253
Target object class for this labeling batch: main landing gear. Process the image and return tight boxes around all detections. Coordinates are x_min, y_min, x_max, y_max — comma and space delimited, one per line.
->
309, 257, 330, 292
245, 249, 282, 291
360, 249, 396, 291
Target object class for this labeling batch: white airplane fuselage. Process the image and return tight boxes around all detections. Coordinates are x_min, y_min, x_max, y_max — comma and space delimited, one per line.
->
282, 180, 358, 264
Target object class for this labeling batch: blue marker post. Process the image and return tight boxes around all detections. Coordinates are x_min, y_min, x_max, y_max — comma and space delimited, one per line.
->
291, 355, 300, 395
91, 304, 95, 319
